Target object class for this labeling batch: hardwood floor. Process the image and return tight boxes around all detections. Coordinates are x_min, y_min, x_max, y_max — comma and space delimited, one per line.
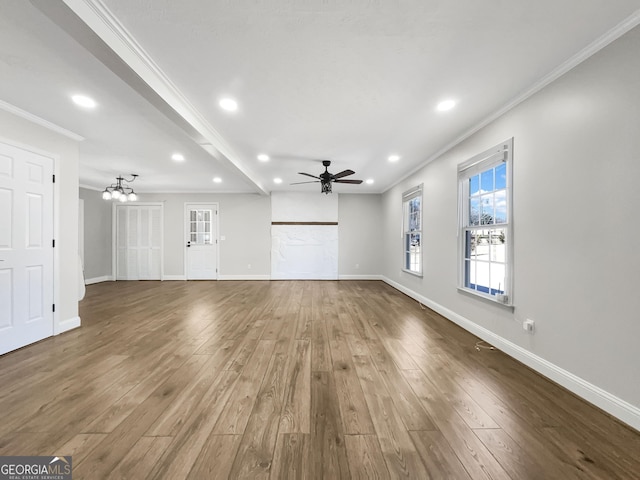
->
1, 280, 639, 479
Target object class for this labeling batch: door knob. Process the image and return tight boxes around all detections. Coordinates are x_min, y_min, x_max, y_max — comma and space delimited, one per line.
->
186, 241, 191, 248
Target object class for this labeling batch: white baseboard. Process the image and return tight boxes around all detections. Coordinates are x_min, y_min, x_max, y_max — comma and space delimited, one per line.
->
339, 274, 383, 280
163, 275, 187, 281
218, 275, 271, 281
85, 275, 113, 285
55, 315, 81, 335
381, 276, 640, 432
270, 274, 339, 280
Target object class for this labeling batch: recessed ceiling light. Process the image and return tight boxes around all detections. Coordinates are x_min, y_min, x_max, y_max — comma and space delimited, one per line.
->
273, 178, 283, 184
366, 179, 374, 185
213, 177, 222, 183
219, 98, 238, 112
388, 155, 400, 162
71, 94, 97, 109
172, 153, 185, 162
257, 154, 270, 162
436, 99, 456, 111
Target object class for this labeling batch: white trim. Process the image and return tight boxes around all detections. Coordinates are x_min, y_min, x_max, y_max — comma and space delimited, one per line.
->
381, 275, 640, 432
0, 99, 84, 141
55, 316, 81, 335
384, 9, 640, 193
136, 189, 257, 195
402, 184, 423, 200
218, 275, 271, 281
79, 199, 85, 271
111, 202, 116, 280
401, 269, 423, 278
271, 274, 339, 280
62, 0, 267, 195
163, 274, 186, 281
338, 275, 383, 280
457, 287, 514, 309
85, 275, 114, 284
79, 183, 102, 191
83, 187, 260, 195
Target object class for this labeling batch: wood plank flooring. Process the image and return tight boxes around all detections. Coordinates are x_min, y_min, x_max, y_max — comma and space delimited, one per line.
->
1, 280, 639, 479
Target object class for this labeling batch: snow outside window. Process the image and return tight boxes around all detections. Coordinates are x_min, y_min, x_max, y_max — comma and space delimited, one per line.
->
458, 139, 513, 305
402, 185, 423, 276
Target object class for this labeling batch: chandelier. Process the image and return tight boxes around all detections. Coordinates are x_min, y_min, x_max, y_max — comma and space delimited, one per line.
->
101, 174, 138, 202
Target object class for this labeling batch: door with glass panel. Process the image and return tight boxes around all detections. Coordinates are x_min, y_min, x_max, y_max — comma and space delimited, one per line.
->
185, 203, 218, 280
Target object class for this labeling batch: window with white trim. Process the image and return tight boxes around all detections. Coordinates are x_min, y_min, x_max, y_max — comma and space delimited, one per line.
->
458, 139, 513, 304
189, 209, 213, 245
402, 185, 423, 275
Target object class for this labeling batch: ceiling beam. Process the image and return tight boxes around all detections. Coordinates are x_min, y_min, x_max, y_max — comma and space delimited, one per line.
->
31, 0, 268, 195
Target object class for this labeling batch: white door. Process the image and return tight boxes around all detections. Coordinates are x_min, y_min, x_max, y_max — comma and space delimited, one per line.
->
185, 204, 218, 280
0, 142, 54, 355
116, 205, 162, 280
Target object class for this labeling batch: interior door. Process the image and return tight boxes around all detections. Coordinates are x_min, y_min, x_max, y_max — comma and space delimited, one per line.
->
116, 205, 162, 280
0, 141, 54, 355
185, 204, 218, 280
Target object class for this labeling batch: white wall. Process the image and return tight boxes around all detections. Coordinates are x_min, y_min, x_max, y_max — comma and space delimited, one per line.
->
0, 108, 80, 334
137, 193, 272, 278
130, 192, 384, 281
339, 194, 383, 278
79, 187, 112, 281
271, 192, 339, 280
381, 25, 640, 427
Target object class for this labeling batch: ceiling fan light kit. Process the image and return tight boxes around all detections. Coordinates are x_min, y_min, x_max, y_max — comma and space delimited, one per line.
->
292, 160, 363, 194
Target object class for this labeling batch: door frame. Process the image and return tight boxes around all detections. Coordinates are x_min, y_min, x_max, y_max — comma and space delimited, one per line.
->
111, 202, 165, 281
183, 202, 219, 280
0, 137, 58, 345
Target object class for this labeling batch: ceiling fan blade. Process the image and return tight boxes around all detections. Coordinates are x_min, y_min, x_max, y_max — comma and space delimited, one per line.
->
334, 179, 363, 184
298, 172, 320, 179
290, 180, 320, 185
332, 169, 355, 179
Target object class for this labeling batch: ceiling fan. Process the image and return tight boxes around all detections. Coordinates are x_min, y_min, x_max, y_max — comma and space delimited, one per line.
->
291, 160, 363, 194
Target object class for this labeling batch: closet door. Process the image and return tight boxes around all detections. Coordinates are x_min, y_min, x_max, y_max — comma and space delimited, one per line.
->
138, 206, 162, 279
116, 205, 162, 280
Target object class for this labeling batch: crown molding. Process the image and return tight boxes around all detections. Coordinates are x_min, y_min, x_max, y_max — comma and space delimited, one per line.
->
0, 99, 84, 142
385, 8, 640, 193
79, 183, 102, 191
60, 0, 267, 195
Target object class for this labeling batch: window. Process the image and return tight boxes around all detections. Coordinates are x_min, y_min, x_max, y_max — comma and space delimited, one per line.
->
402, 184, 423, 275
458, 139, 513, 304
189, 209, 213, 245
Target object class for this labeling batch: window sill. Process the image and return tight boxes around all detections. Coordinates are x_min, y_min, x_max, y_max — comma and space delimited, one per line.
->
457, 287, 514, 310
401, 269, 423, 278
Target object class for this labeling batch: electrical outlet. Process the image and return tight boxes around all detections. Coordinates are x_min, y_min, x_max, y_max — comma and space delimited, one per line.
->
247, 264, 251, 270
523, 319, 535, 333
355, 263, 360, 269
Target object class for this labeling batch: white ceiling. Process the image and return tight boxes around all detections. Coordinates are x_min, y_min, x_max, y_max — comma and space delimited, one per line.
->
2, 0, 639, 195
